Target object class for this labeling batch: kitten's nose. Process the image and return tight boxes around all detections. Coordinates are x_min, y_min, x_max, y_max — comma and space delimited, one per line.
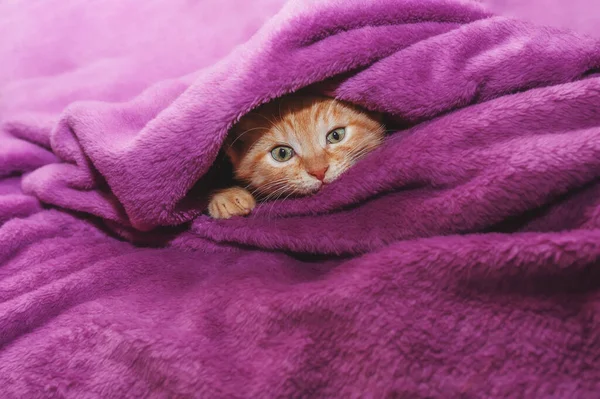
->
308, 166, 329, 181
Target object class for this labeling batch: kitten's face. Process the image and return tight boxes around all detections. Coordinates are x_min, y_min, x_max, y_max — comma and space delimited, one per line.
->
226, 96, 385, 197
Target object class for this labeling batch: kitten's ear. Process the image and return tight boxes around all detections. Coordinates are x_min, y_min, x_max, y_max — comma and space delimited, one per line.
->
224, 117, 255, 168
224, 131, 243, 168
225, 112, 264, 166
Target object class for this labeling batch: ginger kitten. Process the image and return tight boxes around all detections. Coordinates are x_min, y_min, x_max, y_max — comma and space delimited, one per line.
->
208, 96, 385, 219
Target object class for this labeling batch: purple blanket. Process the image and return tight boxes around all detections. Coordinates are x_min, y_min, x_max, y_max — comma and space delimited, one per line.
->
2, 0, 600, 397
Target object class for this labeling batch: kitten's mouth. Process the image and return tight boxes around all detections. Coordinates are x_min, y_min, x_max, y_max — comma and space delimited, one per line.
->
311, 181, 325, 193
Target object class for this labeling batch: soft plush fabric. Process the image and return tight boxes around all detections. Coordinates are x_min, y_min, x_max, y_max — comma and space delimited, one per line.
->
484, 0, 600, 37
2, 0, 600, 397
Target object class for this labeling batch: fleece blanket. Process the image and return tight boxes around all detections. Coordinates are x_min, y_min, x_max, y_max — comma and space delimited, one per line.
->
2, 0, 600, 397
485, 0, 600, 38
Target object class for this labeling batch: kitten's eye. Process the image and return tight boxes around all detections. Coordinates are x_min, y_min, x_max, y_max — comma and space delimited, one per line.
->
326, 127, 346, 144
271, 146, 294, 162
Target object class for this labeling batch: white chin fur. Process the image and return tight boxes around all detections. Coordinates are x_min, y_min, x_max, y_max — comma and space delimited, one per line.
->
323, 165, 347, 184
297, 179, 322, 194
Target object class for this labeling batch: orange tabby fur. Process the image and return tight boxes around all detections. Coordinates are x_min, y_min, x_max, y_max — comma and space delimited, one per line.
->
208, 96, 385, 219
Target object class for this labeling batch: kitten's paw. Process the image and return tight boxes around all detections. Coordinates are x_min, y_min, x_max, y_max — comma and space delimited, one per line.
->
208, 187, 256, 219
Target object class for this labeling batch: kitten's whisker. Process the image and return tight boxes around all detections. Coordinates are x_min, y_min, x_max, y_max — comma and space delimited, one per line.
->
246, 111, 289, 139
346, 148, 371, 163
252, 184, 286, 199
254, 182, 286, 191
349, 137, 382, 160
280, 187, 299, 204
252, 179, 288, 191
266, 191, 283, 220
228, 126, 270, 148
261, 186, 290, 211
250, 178, 289, 196
351, 146, 374, 159
346, 136, 375, 151
355, 140, 382, 155
249, 112, 280, 129
352, 133, 383, 148
349, 151, 372, 164
267, 187, 298, 220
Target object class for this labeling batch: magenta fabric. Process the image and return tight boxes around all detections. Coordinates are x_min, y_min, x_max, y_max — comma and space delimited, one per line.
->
2, 0, 600, 397
483, 0, 600, 37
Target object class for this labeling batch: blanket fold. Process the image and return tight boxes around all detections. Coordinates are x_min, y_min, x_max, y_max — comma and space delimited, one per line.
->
2, 0, 600, 397
6, 0, 494, 231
